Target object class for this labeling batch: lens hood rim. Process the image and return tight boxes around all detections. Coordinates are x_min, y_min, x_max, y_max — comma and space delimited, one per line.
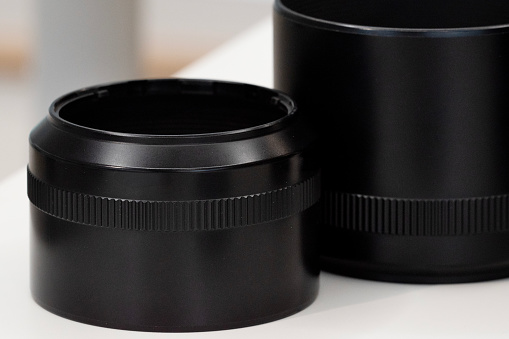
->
275, 0, 509, 37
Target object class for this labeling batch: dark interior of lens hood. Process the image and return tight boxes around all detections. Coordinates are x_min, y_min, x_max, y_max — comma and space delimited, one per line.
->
281, 0, 509, 29
58, 84, 288, 135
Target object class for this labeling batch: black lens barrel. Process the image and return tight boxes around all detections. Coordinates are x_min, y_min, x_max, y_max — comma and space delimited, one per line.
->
274, 0, 509, 283
28, 79, 320, 331
27, 1, 509, 332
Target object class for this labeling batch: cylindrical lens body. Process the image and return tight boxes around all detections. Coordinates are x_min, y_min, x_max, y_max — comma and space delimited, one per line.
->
274, 0, 509, 283
28, 79, 320, 331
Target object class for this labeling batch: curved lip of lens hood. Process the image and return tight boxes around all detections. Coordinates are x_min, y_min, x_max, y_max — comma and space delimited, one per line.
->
32, 79, 309, 171
49, 78, 297, 141
28, 79, 321, 331
275, 0, 509, 36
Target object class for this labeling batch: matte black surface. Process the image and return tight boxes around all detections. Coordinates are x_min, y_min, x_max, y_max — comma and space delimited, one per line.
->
274, 0, 509, 283
280, 0, 509, 29
28, 79, 321, 331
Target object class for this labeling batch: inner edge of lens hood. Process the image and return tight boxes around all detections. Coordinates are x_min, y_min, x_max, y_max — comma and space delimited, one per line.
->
274, 0, 509, 37
48, 78, 297, 142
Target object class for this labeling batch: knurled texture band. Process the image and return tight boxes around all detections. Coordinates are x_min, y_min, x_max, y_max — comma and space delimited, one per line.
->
324, 190, 509, 236
28, 170, 320, 232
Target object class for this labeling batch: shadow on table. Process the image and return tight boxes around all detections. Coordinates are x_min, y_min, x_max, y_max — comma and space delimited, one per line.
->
294, 271, 427, 317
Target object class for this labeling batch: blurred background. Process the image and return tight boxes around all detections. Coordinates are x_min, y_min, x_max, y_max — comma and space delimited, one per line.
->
0, 0, 271, 179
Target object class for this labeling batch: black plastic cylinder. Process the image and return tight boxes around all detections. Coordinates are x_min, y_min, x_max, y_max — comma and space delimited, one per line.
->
274, 0, 509, 283
28, 79, 321, 331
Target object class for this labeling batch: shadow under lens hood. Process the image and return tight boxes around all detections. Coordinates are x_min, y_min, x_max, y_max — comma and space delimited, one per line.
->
27, 79, 321, 331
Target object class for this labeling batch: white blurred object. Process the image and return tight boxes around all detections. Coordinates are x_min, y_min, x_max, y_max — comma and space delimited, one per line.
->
175, 16, 272, 88
138, 0, 272, 75
34, 0, 139, 113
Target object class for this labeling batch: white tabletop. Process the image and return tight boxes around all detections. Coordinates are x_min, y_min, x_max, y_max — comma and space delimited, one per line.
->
2, 17, 508, 338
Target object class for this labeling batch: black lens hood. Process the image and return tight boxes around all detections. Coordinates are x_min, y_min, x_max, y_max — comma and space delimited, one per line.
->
274, 0, 509, 283
28, 79, 320, 331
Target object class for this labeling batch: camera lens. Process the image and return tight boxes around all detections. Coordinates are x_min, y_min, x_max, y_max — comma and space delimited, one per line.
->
274, 0, 509, 283
28, 79, 320, 331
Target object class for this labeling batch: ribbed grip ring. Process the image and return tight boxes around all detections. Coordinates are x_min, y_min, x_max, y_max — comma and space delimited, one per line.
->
28, 169, 320, 232
324, 191, 509, 236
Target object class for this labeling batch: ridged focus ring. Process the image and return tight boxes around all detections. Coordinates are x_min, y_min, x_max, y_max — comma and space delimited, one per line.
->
28, 170, 320, 232
324, 191, 509, 236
